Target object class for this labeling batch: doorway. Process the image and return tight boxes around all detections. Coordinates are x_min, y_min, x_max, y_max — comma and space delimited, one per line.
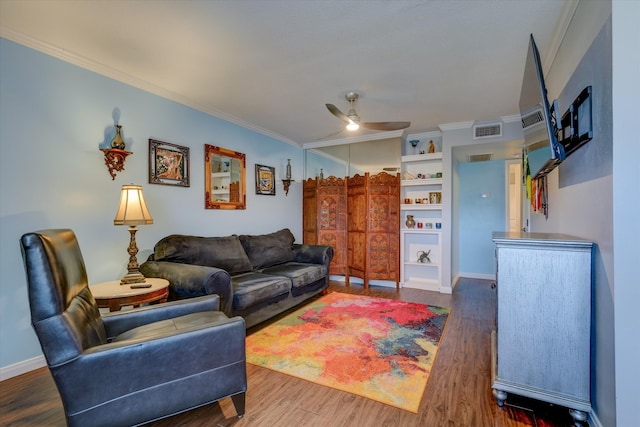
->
505, 160, 526, 232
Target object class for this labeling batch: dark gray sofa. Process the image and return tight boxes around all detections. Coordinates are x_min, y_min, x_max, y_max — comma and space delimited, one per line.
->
140, 229, 333, 328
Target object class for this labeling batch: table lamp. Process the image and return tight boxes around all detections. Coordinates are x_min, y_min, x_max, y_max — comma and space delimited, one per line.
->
114, 184, 153, 285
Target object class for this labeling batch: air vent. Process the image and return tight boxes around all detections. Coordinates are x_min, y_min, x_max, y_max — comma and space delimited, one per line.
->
473, 123, 502, 139
521, 109, 544, 129
468, 153, 493, 162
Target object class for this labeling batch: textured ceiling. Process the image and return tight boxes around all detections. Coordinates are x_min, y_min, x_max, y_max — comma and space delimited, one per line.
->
0, 0, 575, 147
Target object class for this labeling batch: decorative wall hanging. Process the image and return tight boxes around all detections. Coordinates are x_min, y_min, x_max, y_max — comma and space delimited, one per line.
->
256, 164, 276, 196
101, 123, 132, 180
148, 139, 190, 187
281, 159, 294, 196
205, 144, 246, 209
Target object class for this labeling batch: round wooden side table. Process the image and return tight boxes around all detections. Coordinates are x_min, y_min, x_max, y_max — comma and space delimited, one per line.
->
90, 277, 169, 312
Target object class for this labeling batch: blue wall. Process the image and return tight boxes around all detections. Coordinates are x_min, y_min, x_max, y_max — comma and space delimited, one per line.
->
0, 38, 304, 371
457, 160, 505, 275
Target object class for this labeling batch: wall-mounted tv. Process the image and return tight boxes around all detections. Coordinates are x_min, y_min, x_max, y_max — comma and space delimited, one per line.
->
520, 34, 592, 179
519, 34, 564, 179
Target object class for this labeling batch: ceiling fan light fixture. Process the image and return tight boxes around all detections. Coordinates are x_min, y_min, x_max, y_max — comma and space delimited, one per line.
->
326, 91, 410, 132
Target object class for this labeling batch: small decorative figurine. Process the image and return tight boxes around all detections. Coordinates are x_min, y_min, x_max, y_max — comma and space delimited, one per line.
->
111, 124, 126, 150
405, 215, 416, 229
428, 140, 435, 154
417, 250, 431, 263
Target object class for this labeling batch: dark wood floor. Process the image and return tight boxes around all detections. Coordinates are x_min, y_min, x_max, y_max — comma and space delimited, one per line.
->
0, 278, 578, 426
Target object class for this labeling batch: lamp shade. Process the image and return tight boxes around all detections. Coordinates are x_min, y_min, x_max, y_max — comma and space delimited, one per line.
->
114, 184, 153, 226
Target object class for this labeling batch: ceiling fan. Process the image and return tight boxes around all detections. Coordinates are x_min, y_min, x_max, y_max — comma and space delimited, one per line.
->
326, 92, 411, 132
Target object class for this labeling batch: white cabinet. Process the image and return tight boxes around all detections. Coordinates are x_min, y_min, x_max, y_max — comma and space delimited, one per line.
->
400, 150, 443, 291
491, 232, 593, 425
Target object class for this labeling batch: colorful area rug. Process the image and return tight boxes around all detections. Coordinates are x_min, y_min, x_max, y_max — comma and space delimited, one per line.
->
245, 292, 451, 413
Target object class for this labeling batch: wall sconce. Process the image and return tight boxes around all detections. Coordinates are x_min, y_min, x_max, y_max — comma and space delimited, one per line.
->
101, 123, 132, 180
114, 184, 153, 285
282, 159, 294, 196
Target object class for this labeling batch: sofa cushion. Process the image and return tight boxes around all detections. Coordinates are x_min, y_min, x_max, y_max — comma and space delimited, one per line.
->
261, 262, 328, 288
238, 229, 295, 270
152, 234, 252, 275
231, 272, 291, 311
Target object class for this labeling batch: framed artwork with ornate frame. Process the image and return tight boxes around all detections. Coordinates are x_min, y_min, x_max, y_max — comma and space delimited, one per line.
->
255, 164, 276, 195
205, 144, 246, 209
149, 139, 190, 187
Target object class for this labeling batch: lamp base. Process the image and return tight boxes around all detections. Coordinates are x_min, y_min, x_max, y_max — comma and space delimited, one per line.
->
119, 225, 146, 285
120, 271, 146, 285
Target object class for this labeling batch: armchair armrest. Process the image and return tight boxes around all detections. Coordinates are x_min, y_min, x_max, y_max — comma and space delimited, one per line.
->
292, 243, 334, 266
102, 295, 219, 339
139, 260, 233, 315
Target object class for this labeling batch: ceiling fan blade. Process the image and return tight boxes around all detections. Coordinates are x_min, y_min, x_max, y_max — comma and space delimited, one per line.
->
362, 121, 411, 131
326, 104, 350, 123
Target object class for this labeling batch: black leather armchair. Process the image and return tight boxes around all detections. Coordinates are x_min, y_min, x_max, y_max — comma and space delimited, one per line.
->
20, 229, 247, 427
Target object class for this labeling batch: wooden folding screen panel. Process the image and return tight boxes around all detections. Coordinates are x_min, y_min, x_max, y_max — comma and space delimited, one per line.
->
303, 177, 348, 276
366, 172, 400, 286
347, 172, 400, 288
302, 178, 318, 245
346, 174, 367, 285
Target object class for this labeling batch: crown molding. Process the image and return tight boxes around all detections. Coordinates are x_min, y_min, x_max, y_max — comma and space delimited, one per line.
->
405, 130, 443, 141
439, 121, 475, 132
542, 0, 580, 74
500, 114, 522, 123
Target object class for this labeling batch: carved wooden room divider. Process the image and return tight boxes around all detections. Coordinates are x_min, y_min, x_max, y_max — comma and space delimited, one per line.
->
303, 176, 348, 276
304, 172, 399, 288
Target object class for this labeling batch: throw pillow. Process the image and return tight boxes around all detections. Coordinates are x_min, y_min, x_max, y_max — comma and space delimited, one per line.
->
153, 234, 253, 275
239, 229, 295, 270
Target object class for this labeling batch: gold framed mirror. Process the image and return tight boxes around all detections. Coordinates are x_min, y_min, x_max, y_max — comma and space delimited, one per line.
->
205, 144, 246, 209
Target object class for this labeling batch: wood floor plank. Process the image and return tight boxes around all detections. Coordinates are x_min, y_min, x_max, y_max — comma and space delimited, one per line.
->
0, 278, 579, 426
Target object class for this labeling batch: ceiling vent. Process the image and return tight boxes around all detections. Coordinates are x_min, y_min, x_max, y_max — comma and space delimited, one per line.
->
473, 123, 502, 139
468, 153, 493, 162
521, 109, 544, 129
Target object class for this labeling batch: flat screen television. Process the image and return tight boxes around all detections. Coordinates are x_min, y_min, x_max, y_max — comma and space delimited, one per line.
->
519, 34, 564, 179
520, 34, 593, 179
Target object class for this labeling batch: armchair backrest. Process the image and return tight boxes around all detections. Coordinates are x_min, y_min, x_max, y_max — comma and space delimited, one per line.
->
20, 229, 107, 367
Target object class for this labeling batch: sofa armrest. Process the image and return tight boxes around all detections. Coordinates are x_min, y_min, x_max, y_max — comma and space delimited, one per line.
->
139, 260, 233, 315
292, 244, 334, 267
101, 295, 220, 339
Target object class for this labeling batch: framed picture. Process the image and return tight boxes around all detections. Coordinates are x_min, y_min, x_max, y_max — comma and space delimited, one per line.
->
255, 164, 276, 195
149, 139, 190, 187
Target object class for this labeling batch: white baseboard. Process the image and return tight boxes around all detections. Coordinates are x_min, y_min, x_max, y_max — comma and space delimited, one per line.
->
458, 272, 496, 281
0, 355, 46, 381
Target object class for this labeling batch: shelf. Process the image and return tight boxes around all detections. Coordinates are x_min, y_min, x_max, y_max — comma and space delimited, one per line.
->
401, 228, 441, 234
401, 204, 442, 210
401, 153, 442, 163
401, 178, 443, 186
211, 172, 230, 178
210, 189, 229, 194
403, 261, 439, 268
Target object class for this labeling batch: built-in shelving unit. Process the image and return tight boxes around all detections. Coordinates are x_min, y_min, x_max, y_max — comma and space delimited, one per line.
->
400, 136, 444, 291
